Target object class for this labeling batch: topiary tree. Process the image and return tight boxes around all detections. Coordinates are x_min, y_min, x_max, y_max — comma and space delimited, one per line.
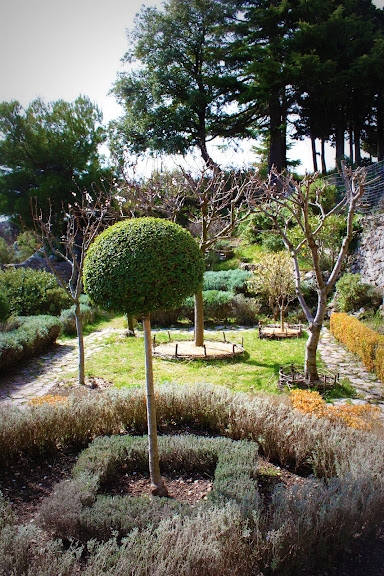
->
83, 217, 205, 496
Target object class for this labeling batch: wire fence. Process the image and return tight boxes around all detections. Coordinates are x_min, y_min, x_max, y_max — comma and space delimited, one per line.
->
324, 159, 384, 213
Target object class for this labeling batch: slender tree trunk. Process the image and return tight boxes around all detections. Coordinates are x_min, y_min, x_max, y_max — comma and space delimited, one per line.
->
304, 289, 328, 382
354, 127, 361, 166
335, 113, 345, 168
194, 286, 204, 347
126, 314, 135, 336
269, 96, 284, 172
377, 97, 384, 161
321, 139, 327, 174
280, 307, 284, 332
348, 123, 354, 164
142, 315, 168, 497
311, 135, 318, 173
74, 300, 85, 385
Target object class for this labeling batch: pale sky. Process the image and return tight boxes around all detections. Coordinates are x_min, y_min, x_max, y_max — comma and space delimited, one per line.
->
0, 0, 158, 122
0, 0, 383, 173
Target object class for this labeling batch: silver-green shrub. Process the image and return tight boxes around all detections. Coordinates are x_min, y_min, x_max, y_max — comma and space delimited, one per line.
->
2, 385, 384, 574
0, 315, 62, 370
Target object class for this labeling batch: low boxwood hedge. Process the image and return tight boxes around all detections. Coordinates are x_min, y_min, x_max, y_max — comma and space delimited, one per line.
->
330, 312, 384, 379
38, 434, 259, 543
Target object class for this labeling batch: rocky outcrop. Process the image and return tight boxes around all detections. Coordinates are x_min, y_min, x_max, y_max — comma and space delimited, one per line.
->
9, 251, 72, 284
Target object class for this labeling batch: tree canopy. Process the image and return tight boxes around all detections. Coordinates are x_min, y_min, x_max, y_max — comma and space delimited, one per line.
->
112, 0, 384, 172
0, 96, 113, 229
111, 0, 257, 169
83, 217, 205, 317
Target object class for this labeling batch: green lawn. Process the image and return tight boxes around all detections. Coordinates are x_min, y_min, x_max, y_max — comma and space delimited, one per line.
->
63, 317, 308, 393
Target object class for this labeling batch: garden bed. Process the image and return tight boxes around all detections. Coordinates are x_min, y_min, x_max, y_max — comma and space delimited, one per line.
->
258, 323, 303, 339
153, 339, 244, 360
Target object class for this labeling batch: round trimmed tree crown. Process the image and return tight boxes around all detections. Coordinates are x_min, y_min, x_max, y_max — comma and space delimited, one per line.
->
83, 217, 205, 317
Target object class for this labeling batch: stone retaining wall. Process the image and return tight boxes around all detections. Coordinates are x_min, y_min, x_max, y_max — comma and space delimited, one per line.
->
352, 214, 384, 290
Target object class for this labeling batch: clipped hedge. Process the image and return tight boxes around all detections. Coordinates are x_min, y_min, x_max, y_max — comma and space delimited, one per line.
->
0, 315, 62, 370
39, 435, 258, 543
2, 385, 384, 575
203, 270, 251, 293
330, 312, 384, 379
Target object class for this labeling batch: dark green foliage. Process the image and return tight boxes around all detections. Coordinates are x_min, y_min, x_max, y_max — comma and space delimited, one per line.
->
0, 315, 62, 370
182, 290, 233, 322
335, 273, 382, 313
13, 231, 40, 262
202, 290, 233, 321
259, 230, 285, 252
240, 211, 277, 244
150, 307, 182, 327
0, 237, 12, 264
0, 293, 10, 324
0, 268, 71, 316
240, 212, 287, 251
83, 218, 205, 317
0, 97, 112, 231
203, 270, 251, 293
111, 0, 248, 168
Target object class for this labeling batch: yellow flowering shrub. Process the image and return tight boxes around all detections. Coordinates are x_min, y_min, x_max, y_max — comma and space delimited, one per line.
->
374, 344, 384, 383
330, 312, 384, 376
290, 389, 326, 417
290, 389, 381, 431
29, 395, 68, 406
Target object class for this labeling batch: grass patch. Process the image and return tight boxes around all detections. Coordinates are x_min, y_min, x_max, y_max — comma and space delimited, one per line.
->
212, 242, 263, 271
323, 378, 359, 401
66, 321, 307, 393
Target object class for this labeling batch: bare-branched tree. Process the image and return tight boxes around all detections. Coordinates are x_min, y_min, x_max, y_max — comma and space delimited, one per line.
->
182, 168, 258, 346
250, 165, 367, 381
118, 166, 259, 346
118, 169, 188, 223
33, 189, 116, 385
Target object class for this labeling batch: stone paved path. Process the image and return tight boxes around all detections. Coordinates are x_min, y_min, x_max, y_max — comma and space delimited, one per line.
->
318, 328, 384, 414
0, 328, 120, 405
1, 326, 384, 409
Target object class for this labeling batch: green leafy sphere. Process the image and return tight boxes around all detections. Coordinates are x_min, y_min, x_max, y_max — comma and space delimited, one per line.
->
83, 217, 205, 317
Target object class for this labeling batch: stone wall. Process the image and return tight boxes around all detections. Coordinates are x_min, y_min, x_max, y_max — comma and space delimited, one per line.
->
352, 214, 384, 291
